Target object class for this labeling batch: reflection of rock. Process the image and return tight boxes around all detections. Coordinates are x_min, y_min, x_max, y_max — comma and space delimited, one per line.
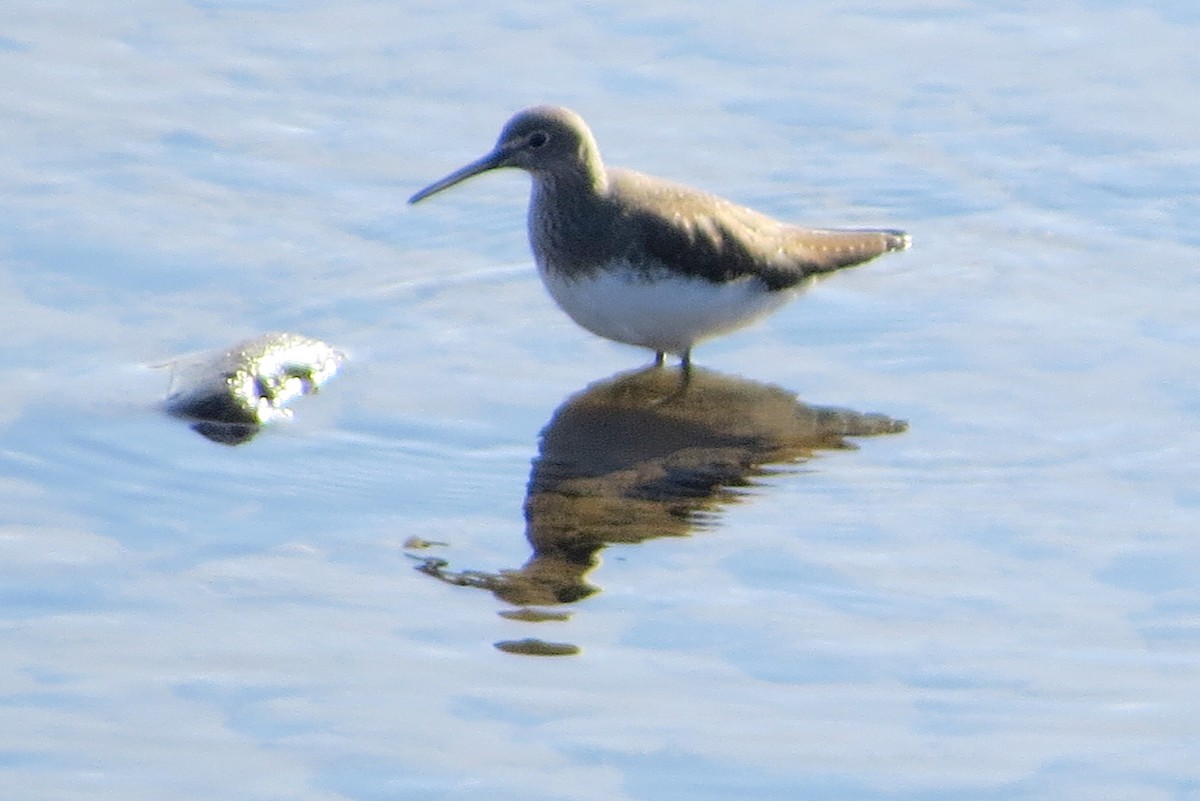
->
162, 333, 343, 444
417, 367, 906, 611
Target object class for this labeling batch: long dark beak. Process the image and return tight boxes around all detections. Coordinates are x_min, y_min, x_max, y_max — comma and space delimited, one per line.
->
408, 148, 507, 204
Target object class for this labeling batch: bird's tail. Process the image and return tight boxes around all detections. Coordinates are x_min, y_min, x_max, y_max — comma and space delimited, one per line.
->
882, 229, 911, 252
795, 227, 912, 276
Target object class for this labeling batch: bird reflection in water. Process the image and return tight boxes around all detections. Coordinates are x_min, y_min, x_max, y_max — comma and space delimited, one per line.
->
413, 366, 906, 655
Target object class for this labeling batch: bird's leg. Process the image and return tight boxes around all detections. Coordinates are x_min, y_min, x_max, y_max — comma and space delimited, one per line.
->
669, 349, 693, 397
653, 350, 665, 368
651, 353, 692, 405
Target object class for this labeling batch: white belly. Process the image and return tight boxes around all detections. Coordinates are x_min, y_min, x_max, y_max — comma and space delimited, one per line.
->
538, 262, 802, 355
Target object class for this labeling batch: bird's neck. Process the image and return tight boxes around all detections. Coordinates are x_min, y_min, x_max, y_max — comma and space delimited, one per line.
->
534, 152, 608, 198
528, 167, 619, 275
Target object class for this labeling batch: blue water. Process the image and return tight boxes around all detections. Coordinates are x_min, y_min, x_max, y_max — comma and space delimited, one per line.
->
2, 2, 1198, 800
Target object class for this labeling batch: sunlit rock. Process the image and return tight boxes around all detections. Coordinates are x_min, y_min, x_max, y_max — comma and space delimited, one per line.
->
161, 332, 343, 444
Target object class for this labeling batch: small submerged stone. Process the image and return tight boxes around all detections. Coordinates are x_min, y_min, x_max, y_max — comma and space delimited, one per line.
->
161, 332, 343, 444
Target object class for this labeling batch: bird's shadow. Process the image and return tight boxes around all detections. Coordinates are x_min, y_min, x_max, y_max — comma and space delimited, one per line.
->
411, 366, 907, 654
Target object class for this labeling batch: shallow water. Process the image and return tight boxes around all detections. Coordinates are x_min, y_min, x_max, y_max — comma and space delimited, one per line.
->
2, 1, 1198, 800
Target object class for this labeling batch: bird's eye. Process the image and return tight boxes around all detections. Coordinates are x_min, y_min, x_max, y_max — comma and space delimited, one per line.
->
528, 131, 549, 149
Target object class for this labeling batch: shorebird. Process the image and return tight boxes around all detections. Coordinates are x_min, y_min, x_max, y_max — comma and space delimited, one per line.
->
409, 105, 909, 372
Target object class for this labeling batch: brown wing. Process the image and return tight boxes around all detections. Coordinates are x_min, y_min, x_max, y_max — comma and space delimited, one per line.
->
611, 168, 909, 291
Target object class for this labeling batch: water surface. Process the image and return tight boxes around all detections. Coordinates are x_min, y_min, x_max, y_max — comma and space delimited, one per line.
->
1, 2, 1198, 800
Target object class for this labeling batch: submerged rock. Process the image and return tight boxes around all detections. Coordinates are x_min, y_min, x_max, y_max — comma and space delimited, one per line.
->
162, 332, 343, 444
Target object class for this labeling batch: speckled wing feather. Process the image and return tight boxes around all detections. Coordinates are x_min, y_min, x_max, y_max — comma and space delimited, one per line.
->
610, 168, 909, 290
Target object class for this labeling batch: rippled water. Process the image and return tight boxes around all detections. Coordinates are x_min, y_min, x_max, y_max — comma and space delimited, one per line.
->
2, 2, 1198, 800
